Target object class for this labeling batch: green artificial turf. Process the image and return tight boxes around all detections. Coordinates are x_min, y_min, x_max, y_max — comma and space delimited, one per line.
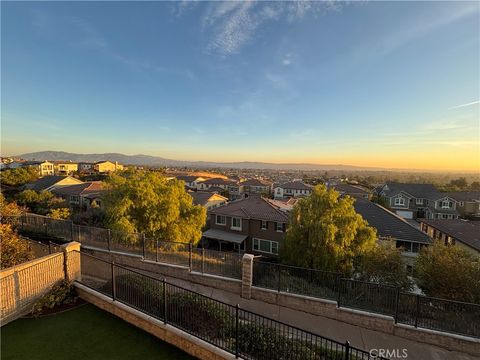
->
1, 304, 195, 360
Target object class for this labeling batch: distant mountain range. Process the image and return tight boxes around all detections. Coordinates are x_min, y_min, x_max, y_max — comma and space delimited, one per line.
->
15, 150, 434, 172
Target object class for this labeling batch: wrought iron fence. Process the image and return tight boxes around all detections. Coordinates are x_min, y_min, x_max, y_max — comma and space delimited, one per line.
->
252, 260, 480, 338
76, 252, 382, 360
253, 261, 339, 300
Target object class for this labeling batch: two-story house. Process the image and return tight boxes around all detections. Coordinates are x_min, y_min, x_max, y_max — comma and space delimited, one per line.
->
273, 181, 313, 200
353, 198, 432, 268
240, 179, 272, 197
175, 175, 206, 189
379, 183, 459, 220
197, 178, 236, 191
420, 219, 479, 255
21, 161, 55, 176
53, 161, 78, 175
93, 161, 124, 173
78, 162, 94, 174
203, 197, 289, 255
445, 192, 480, 218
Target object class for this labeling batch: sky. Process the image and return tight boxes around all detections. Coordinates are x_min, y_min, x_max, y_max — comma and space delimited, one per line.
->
1, 1, 479, 172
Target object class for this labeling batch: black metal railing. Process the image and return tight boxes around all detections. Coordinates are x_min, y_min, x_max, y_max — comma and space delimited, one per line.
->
252, 260, 480, 338
76, 251, 382, 360
10, 213, 243, 280
7, 213, 480, 339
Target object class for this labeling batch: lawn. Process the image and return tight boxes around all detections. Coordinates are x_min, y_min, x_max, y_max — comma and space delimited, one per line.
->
1, 304, 195, 360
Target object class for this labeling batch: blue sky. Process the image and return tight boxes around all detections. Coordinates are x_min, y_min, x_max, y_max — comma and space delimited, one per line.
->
2, 1, 479, 171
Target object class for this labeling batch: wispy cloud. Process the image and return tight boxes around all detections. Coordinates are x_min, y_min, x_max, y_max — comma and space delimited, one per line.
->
193, 1, 345, 56
448, 100, 480, 110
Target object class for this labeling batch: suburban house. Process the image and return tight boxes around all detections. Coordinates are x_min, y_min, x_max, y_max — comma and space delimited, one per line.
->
240, 178, 272, 197
203, 197, 289, 255
174, 175, 206, 189
379, 182, 459, 220
93, 161, 124, 173
445, 192, 480, 218
15, 161, 55, 176
78, 162, 94, 174
273, 181, 313, 200
188, 191, 228, 211
52, 181, 104, 209
53, 161, 78, 175
197, 178, 236, 191
24, 175, 84, 192
419, 219, 480, 255
329, 183, 372, 199
353, 198, 432, 267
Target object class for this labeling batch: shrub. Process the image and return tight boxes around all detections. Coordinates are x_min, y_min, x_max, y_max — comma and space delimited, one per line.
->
0, 224, 34, 269
32, 280, 77, 315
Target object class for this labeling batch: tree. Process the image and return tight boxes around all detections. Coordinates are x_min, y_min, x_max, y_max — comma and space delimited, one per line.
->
103, 170, 206, 244
449, 177, 468, 189
356, 240, 413, 290
0, 223, 34, 269
16, 190, 65, 215
280, 185, 377, 274
0, 193, 23, 221
470, 181, 480, 191
415, 241, 480, 303
48, 207, 71, 220
0, 166, 39, 186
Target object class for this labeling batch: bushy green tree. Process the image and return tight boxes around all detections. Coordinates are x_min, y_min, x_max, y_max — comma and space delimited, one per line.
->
16, 190, 65, 215
103, 170, 206, 244
0, 193, 23, 221
0, 166, 39, 186
280, 184, 377, 274
416, 241, 480, 303
356, 240, 413, 290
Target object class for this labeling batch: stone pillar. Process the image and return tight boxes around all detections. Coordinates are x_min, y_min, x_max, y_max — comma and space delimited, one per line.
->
241, 254, 254, 299
61, 241, 81, 282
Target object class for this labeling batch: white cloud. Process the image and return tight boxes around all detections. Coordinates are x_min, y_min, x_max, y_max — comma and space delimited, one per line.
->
200, 1, 344, 56
448, 100, 480, 110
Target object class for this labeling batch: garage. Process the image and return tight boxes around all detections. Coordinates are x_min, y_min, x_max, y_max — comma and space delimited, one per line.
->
396, 210, 414, 219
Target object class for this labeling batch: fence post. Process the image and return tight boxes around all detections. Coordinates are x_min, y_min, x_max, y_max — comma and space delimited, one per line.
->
142, 234, 146, 259
189, 243, 193, 271
414, 295, 420, 328
107, 229, 111, 252
277, 264, 281, 293
48, 241, 53, 254
44, 217, 48, 236
235, 304, 239, 358
163, 279, 167, 324
70, 221, 74, 242
344, 341, 350, 360
111, 262, 116, 300
337, 276, 342, 308
394, 287, 400, 324
21, 213, 25, 232
156, 239, 159, 263
201, 248, 205, 274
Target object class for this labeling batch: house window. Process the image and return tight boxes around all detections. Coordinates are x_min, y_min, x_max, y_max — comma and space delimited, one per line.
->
216, 215, 226, 225
459, 201, 464, 207
394, 197, 405, 206
276, 222, 284, 232
441, 200, 452, 209
415, 199, 423, 205
231, 217, 242, 230
253, 238, 278, 255
70, 195, 80, 204
261, 220, 267, 230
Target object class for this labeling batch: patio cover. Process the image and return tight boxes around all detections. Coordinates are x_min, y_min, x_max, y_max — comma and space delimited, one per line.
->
202, 228, 247, 244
